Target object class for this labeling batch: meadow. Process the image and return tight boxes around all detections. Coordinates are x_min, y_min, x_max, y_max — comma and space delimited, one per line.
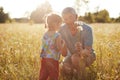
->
0, 23, 120, 80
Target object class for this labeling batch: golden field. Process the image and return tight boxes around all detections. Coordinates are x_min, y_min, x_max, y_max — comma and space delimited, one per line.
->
0, 23, 120, 80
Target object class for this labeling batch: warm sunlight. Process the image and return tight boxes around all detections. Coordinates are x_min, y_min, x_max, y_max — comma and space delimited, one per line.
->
0, 0, 120, 18
0, 0, 74, 18
48, 0, 74, 13
0, 0, 46, 18
0, 0, 120, 80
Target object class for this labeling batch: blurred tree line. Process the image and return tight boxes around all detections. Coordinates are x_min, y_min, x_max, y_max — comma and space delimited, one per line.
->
79, 9, 110, 23
30, 1, 52, 23
78, 9, 120, 23
0, 7, 11, 23
0, 1, 120, 23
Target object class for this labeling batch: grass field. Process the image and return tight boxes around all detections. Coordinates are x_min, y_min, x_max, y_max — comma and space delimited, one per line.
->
0, 23, 120, 80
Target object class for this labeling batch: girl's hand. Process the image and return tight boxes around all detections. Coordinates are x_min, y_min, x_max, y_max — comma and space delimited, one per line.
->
56, 35, 67, 57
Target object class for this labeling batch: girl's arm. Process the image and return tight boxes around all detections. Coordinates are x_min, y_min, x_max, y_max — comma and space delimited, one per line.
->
56, 35, 67, 57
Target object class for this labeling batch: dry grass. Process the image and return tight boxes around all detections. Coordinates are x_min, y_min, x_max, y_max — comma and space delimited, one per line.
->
0, 23, 120, 80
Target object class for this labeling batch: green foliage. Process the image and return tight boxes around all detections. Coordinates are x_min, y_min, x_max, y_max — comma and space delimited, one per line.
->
115, 16, 120, 22
0, 7, 10, 23
84, 12, 95, 23
30, 1, 52, 23
95, 9, 110, 23
81, 9, 112, 23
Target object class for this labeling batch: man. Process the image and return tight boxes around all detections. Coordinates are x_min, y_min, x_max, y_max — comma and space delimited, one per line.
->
59, 7, 96, 80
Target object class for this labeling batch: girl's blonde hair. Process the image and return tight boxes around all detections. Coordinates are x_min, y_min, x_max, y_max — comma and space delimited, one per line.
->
45, 13, 62, 28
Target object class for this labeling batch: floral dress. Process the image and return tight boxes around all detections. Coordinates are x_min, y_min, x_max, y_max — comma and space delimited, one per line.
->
40, 32, 60, 61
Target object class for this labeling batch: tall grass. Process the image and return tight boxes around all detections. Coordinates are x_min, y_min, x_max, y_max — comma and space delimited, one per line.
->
91, 23, 120, 80
0, 23, 120, 80
0, 23, 45, 80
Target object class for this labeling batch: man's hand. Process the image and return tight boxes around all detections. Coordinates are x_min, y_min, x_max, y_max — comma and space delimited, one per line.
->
75, 42, 82, 52
81, 49, 91, 57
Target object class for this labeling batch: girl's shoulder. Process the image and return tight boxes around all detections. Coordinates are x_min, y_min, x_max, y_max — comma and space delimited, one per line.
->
43, 32, 61, 40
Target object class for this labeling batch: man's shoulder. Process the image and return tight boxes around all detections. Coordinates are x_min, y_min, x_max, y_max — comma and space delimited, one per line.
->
81, 22, 92, 31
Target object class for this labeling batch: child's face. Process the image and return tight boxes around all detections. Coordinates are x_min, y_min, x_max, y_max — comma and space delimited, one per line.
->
62, 13, 77, 25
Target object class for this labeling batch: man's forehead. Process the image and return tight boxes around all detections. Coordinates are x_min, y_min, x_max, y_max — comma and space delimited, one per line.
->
62, 7, 77, 15
63, 13, 75, 17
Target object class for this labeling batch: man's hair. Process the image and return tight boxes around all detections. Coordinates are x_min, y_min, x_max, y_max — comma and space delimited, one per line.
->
62, 7, 77, 16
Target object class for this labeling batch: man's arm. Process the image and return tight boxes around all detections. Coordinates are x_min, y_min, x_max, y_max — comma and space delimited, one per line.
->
81, 24, 96, 57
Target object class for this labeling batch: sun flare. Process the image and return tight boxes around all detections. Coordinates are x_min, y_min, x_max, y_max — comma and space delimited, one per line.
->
0, 0, 74, 18
48, 0, 74, 13
0, 0, 119, 18
0, 0, 46, 18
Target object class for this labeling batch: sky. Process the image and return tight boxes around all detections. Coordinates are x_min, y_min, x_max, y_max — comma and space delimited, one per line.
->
0, 0, 120, 18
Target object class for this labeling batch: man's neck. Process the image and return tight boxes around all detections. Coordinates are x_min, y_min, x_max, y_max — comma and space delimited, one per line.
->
67, 23, 78, 36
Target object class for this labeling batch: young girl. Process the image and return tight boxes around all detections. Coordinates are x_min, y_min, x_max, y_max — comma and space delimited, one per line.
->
39, 13, 67, 80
